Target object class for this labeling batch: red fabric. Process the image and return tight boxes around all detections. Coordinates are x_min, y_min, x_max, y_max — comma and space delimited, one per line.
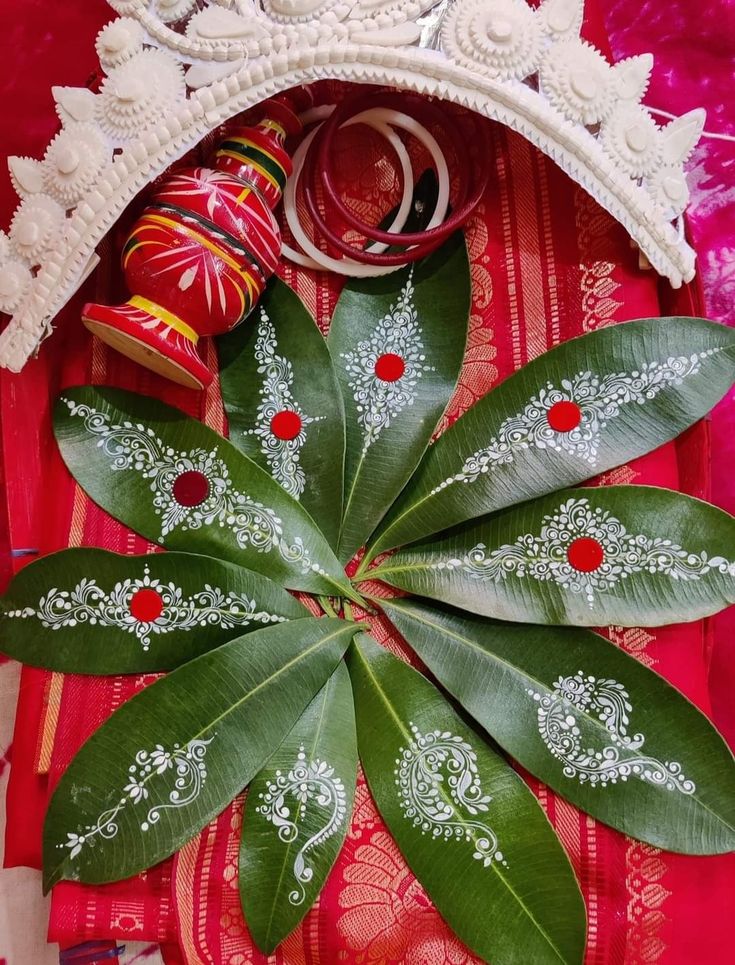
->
1, 1, 734, 963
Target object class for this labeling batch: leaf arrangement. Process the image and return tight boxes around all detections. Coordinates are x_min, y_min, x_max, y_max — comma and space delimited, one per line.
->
3, 233, 735, 964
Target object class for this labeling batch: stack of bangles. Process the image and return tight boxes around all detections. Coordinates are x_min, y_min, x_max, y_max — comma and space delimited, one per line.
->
282, 92, 490, 277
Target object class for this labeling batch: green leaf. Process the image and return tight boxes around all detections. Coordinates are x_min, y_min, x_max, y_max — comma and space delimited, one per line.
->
383, 598, 735, 854
240, 662, 357, 953
347, 633, 586, 965
328, 233, 470, 563
369, 317, 735, 557
218, 278, 345, 549
0, 548, 307, 674
43, 617, 358, 890
373, 486, 735, 626
53, 386, 359, 602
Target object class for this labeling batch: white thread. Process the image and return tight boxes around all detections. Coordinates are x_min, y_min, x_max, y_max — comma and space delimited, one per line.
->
648, 106, 735, 144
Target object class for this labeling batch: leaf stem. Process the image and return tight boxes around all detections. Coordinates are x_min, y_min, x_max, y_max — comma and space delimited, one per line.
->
318, 596, 339, 618
352, 554, 374, 582
339, 579, 372, 608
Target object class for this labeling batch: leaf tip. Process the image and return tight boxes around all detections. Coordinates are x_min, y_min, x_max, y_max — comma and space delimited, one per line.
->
252, 934, 280, 957
42, 863, 63, 895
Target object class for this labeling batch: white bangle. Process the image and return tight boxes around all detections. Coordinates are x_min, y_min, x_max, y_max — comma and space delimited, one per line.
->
281, 105, 451, 277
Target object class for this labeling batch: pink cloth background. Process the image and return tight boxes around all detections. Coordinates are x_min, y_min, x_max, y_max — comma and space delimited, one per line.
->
0, 1, 733, 962
604, 0, 735, 751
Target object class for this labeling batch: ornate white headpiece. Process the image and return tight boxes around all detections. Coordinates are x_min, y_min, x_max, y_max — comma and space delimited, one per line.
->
0, 0, 705, 372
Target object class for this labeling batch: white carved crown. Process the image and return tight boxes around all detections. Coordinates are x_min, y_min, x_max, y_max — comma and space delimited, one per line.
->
0, 0, 706, 372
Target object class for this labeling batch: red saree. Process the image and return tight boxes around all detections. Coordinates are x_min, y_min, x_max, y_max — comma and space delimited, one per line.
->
1, 2, 733, 963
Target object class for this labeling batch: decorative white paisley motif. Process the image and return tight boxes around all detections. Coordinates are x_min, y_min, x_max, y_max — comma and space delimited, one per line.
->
60, 398, 318, 573
59, 737, 214, 859
527, 672, 695, 793
5, 564, 287, 651
395, 724, 507, 869
245, 310, 322, 499
341, 272, 435, 456
256, 746, 348, 905
431, 349, 722, 494
434, 496, 735, 605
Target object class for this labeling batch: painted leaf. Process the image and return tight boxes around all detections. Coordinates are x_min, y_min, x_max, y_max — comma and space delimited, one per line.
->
0, 548, 307, 673
240, 662, 357, 953
328, 233, 470, 563
43, 617, 358, 890
53, 386, 359, 602
383, 598, 735, 854
347, 633, 586, 965
368, 317, 735, 557
218, 278, 345, 549
373, 485, 735, 626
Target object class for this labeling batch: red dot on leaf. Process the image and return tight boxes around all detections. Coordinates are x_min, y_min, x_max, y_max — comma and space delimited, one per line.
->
172, 470, 210, 507
375, 353, 406, 382
567, 537, 605, 573
270, 410, 303, 440
129, 588, 164, 623
547, 400, 582, 433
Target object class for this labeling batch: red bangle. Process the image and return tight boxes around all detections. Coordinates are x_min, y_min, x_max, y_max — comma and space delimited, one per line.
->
301, 148, 440, 265
301, 142, 490, 266
316, 92, 472, 246
299, 94, 490, 265
300, 123, 444, 266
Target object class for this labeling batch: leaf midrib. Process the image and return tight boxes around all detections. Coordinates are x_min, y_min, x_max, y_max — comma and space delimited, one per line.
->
370, 558, 444, 578
367, 485, 440, 559
352, 638, 573, 965
385, 603, 735, 836
338, 435, 375, 559
184, 624, 352, 746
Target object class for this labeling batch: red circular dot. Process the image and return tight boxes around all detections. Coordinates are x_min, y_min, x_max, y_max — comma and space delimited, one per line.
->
374, 353, 406, 382
547, 400, 583, 433
270, 410, 303, 441
172, 470, 210, 507
129, 588, 164, 623
567, 537, 605, 573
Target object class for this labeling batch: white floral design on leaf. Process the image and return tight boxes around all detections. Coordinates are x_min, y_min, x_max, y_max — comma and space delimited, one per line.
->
6, 564, 289, 651
432, 349, 723, 494
528, 672, 695, 793
58, 737, 214, 860
395, 724, 507, 869
124, 777, 149, 803
256, 746, 348, 905
150, 746, 174, 774
6, 566, 286, 651
63, 833, 86, 860
245, 310, 323, 499
60, 398, 316, 572
434, 496, 735, 605
341, 272, 435, 457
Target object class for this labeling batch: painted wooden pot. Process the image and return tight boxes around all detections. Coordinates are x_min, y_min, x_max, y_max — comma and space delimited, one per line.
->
82, 94, 302, 390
